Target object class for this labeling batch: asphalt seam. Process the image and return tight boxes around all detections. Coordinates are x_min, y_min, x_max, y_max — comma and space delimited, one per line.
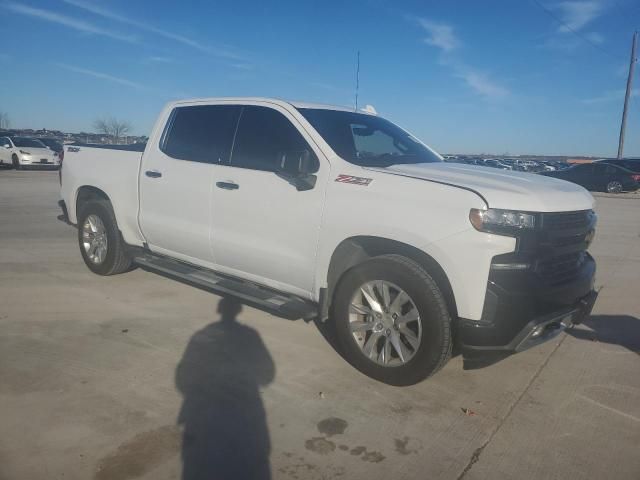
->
455, 335, 568, 480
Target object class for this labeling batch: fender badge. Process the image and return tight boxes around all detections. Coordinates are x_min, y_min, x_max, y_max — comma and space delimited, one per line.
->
67, 147, 80, 153
335, 174, 373, 186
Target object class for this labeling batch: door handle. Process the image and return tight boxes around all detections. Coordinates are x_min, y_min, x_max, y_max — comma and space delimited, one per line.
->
216, 181, 239, 190
145, 170, 162, 178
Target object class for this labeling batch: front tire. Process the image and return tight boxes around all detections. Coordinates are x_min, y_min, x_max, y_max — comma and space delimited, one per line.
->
12, 154, 21, 170
77, 200, 132, 275
331, 254, 452, 386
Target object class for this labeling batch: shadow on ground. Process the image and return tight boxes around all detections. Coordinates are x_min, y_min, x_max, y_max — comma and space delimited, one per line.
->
175, 297, 275, 480
567, 314, 640, 354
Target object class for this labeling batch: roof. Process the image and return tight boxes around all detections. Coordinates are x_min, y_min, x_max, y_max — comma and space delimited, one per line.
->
170, 96, 363, 113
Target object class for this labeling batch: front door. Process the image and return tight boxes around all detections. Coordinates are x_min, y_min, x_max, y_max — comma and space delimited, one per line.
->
139, 104, 241, 267
210, 104, 327, 297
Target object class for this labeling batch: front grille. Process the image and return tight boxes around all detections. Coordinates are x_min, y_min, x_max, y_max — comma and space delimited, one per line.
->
542, 210, 591, 230
534, 210, 594, 285
536, 251, 586, 285
550, 233, 587, 248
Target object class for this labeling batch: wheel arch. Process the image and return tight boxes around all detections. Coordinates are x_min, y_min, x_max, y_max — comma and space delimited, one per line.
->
75, 185, 113, 218
323, 236, 458, 321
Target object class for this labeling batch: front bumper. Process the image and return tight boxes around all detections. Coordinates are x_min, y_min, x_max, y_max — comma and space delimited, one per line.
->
19, 164, 61, 170
18, 154, 60, 168
461, 289, 597, 355
458, 252, 597, 353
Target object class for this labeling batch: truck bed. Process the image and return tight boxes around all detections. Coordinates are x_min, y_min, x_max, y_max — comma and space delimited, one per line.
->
60, 144, 145, 246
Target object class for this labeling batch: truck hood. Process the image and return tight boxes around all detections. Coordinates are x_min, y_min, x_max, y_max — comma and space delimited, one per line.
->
367, 162, 594, 212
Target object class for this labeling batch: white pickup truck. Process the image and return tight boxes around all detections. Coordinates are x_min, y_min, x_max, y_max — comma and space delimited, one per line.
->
59, 97, 598, 385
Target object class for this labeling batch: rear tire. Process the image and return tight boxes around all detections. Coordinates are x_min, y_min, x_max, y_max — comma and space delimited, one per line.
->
12, 154, 20, 170
331, 254, 452, 386
77, 200, 132, 275
606, 180, 623, 194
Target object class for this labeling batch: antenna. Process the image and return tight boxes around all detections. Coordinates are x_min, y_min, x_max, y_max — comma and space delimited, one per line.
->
355, 50, 360, 111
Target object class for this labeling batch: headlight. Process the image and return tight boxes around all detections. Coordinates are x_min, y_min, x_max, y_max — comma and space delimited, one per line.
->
469, 208, 536, 233
20, 150, 31, 155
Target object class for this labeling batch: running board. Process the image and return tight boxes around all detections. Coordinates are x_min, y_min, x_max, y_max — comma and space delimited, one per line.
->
133, 253, 318, 321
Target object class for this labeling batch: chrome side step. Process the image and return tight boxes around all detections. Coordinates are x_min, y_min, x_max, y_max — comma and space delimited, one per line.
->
134, 253, 318, 321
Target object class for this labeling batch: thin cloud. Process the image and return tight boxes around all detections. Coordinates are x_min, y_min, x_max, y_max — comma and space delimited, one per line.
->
555, 1, 604, 33
582, 88, 638, 104
145, 56, 173, 64
5, 2, 137, 43
416, 18, 460, 52
585, 32, 604, 44
538, 2, 606, 53
62, 0, 245, 60
56, 63, 146, 89
231, 63, 253, 70
541, 35, 584, 52
411, 16, 508, 100
456, 70, 510, 99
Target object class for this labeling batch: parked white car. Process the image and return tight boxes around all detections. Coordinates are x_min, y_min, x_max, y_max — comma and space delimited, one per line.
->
59, 97, 598, 385
0, 136, 60, 169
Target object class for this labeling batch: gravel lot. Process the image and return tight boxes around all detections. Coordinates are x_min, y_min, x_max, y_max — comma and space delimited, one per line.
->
1, 170, 638, 480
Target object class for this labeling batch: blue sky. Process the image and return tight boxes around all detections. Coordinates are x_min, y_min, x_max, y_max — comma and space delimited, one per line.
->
0, 0, 638, 156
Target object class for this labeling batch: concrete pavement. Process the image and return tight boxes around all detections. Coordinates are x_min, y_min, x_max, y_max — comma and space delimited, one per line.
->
0, 170, 638, 480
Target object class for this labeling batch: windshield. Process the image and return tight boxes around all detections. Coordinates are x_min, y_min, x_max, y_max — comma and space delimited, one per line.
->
13, 137, 46, 148
298, 108, 441, 167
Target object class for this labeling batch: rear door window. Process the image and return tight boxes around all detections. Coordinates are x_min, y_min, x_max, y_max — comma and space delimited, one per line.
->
161, 105, 241, 164
230, 106, 317, 172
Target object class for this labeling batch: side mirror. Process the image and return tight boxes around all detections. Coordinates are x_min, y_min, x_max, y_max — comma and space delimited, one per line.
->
276, 150, 318, 191
278, 149, 317, 176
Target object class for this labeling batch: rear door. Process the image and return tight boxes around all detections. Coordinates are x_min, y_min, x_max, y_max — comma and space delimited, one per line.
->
210, 104, 328, 297
139, 104, 241, 266
592, 164, 613, 191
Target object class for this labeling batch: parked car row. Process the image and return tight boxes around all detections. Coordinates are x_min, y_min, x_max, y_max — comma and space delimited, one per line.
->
540, 160, 640, 193
446, 156, 638, 193
0, 136, 62, 169
446, 157, 569, 172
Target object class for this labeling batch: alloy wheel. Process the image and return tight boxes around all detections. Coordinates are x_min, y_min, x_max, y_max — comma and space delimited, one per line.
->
82, 214, 108, 264
348, 280, 422, 366
606, 181, 623, 194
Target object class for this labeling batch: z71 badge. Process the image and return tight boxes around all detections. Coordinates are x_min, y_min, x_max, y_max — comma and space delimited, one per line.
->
335, 174, 373, 186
